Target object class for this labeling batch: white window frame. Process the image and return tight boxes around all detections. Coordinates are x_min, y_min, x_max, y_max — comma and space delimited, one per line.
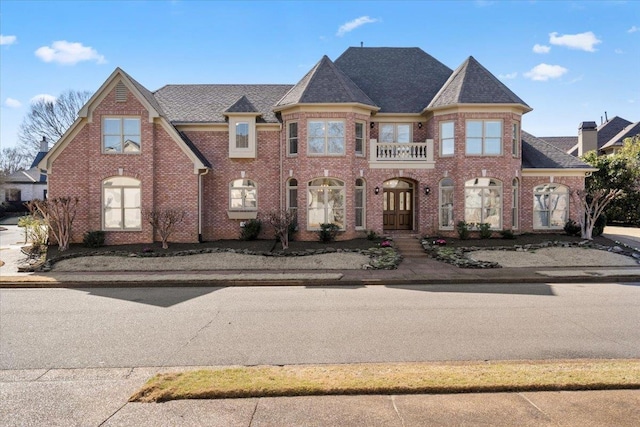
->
355, 178, 365, 229
380, 123, 411, 143
355, 121, 365, 156
102, 117, 141, 154
287, 178, 298, 217
307, 120, 345, 156
533, 184, 569, 230
465, 120, 502, 156
464, 178, 503, 229
439, 178, 454, 229
512, 122, 520, 158
228, 116, 256, 158
512, 178, 519, 229
287, 122, 298, 156
229, 179, 257, 211
307, 178, 345, 230
440, 121, 455, 156
102, 176, 141, 230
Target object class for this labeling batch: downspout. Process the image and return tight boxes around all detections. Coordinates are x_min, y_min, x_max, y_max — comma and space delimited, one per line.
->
198, 169, 209, 243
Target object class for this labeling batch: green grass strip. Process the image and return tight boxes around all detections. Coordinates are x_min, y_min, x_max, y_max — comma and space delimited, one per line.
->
130, 359, 640, 402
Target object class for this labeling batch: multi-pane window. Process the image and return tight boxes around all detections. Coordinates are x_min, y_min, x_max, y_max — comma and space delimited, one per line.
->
288, 122, 298, 155
533, 184, 568, 229
308, 121, 345, 155
287, 178, 298, 217
512, 178, 519, 229
103, 117, 141, 153
103, 177, 141, 230
464, 178, 502, 229
439, 178, 454, 229
355, 122, 364, 156
230, 179, 257, 210
380, 124, 411, 143
307, 178, 345, 229
440, 122, 455, 156
355, 178, 365, 229
235, 122, 249, 149
5, 188, 21, 202
512, 122, 520, 157
465, 120, 502, 155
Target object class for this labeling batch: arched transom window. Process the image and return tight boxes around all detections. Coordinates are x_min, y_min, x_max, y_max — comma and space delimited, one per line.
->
103, 176, 141, 230
464, 178, 502, 229
230, 179, 257, 210
533, 184, 568, 229
307, 178, 345, 230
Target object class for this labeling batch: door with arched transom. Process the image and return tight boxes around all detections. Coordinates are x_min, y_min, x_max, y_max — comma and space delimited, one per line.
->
383, 179, 413, 230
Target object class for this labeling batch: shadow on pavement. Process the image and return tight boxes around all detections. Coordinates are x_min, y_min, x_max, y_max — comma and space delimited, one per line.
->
75, 286, 224, 307
386, 283, 556, 296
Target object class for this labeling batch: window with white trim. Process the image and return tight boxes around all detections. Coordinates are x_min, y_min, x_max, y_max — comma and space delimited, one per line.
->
103, 117, 141, 153
355, 122, 365, 156
512, 122, 520, 157
512, 178, 519, 229
287, 178, 298, 217
465, 120, 502, 155
230, 179, 257, 210
439, 178, 454, 229
308, 120, 345, 155
533, 184, 568, 229
440, 122, 455, 156
380, 123, 411, 143
103, 177, 141, 230
464, 178, 502, 229
288, 122, 298, 155
307, 178, 345, 229
355, 178, 365, 229
228, 116, 256, 158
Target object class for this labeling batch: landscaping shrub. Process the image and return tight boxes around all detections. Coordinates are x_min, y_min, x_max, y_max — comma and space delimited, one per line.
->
456, 221, 470, 240
83, 230, 105, 248
593, 212, 606, 237
478, 222, 492, 239
366, 229, 379, 241
240, 219, 262, 241
318, 223, 340, 243
500, 229, 516, 240
564, 219, 581, 237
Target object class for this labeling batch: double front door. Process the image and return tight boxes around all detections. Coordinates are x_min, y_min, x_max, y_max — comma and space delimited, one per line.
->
383, 180, 413, 230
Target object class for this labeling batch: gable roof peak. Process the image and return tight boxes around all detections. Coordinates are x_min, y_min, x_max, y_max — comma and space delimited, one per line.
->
224, 95, 259, 114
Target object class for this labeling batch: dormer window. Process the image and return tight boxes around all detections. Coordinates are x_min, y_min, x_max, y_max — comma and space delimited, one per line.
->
228, 116, 256, 158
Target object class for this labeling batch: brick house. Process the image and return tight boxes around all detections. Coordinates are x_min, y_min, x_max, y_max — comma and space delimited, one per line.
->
39, 47, 595, 245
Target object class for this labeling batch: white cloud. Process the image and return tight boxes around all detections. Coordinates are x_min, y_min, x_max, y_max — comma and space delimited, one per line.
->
499, 72, 517, 79
549, 31, 601, 52
628, 26, 639, 34
533, 44, 550, 54
615, 48, 624, 54
31, 94, 57, 104
0, 34, 17, 45
35, 40, 106, 65
524, 63, 568, 81
5, 98, 22, 108
336, 16, 379, 37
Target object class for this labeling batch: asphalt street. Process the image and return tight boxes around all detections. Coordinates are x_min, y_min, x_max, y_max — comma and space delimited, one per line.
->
2, 283, 639, 370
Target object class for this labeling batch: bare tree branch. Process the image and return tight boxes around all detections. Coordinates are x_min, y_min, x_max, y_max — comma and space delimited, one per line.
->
0, 147, 31, 176
571, 189, 624, 240
144, 209, 186, 249
26, 197, 79, 251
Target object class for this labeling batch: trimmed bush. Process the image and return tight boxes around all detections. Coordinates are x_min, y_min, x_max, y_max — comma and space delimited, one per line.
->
318, 223, 340, 243
564, 219, 581, 237
83, 230, 105, 248
478, 223, 492, 239
240, 219, 262, 241
456, 221, 470, 240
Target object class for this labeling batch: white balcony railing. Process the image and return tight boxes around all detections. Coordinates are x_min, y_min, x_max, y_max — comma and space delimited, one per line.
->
369, 139, 435, 169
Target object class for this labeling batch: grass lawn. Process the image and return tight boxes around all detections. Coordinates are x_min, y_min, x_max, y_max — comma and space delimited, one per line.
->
130, 359, 640, 402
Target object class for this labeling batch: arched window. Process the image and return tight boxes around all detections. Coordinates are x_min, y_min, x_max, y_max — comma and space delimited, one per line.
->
533, 184, 568, 229
439, 178, 454, 229
512, 178, 519, 229
103, 176, 141, 230
287, 178, 298, 217
229, 179, 257, 210
307, 178, 345, 230
355, 178, 365, 229
465, 178, 502, 229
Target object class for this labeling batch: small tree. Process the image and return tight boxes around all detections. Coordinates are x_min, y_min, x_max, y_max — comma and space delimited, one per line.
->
25, 197, 79, 251
144, 208, 186, 249
266, 209, 296, 250
571, 189, 624, 240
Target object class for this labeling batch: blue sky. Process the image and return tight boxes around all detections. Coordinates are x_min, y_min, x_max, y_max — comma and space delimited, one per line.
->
1, 0, 638, 151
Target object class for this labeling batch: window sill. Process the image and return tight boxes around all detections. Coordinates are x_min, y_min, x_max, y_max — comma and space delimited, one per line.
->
227, 210, 258, 220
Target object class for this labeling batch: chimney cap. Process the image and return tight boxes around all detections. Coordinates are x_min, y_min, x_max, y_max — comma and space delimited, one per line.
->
579, 121, 597, 130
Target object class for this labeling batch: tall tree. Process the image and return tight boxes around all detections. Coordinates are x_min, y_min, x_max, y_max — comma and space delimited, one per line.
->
0, 147, 31, 176
17, 90, 92, 157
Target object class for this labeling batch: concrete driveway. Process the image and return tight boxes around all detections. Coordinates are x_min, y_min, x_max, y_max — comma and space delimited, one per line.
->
603, 225, 640, 249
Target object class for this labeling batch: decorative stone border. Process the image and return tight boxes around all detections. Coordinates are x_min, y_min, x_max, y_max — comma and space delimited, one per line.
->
421, 239, 640, 269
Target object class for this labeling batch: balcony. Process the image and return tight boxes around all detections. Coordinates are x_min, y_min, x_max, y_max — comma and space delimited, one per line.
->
369, 139, 435, 169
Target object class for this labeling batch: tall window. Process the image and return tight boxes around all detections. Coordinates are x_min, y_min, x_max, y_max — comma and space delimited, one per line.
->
512, 122, 520, 158
230, 179, 257, 210
533, 184, 568, 229
308, 121, 345, 155
287, 178, 298, 217
288, 122, 298, 155
439, 178, 454, 229
355, 178, 365, 229
512, 178, 519, 229
103, 177, 141, 230
307, 178, 345, 229
103, 117, 141, 153
5, 188, 21, 202
355, 122, 364, 156
440, 122, 455, 156
380, 124, 411, 143
465, 178, 502, 229
235, 122, 249, 149
465, 120, 502, 155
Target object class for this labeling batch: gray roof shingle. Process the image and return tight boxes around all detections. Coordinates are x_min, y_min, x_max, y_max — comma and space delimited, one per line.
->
597, 116, 632, 148
224, 95, 259, 113
601, 121, 640, 150
334, 47, 453, 113
522, 131, 593, 169
429, 56, 529, 109
539, 136, 578, 153
276, 55, 376, 108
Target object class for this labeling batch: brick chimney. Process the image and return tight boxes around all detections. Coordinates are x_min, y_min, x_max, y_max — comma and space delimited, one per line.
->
40, 136, 48, 152
578, 121, 597, 156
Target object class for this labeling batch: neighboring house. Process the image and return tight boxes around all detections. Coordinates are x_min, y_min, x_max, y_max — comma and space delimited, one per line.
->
38, 46, 596, 245
544, 116, 640, 156
1, 137, 49, 206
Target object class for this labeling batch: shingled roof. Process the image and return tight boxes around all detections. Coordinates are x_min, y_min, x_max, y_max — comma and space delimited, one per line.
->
154, 84, 293, 123
597, 116, 633, 148
601, 121, 640, 150
276, 55, 376, 108
522, 131, 593, 169
429, 56, 530, 109
224, 95, 260, 114
334, 47, 452, 113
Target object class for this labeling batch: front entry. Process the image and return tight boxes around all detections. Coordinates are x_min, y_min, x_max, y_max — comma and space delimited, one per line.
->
383, 179, 413, 230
